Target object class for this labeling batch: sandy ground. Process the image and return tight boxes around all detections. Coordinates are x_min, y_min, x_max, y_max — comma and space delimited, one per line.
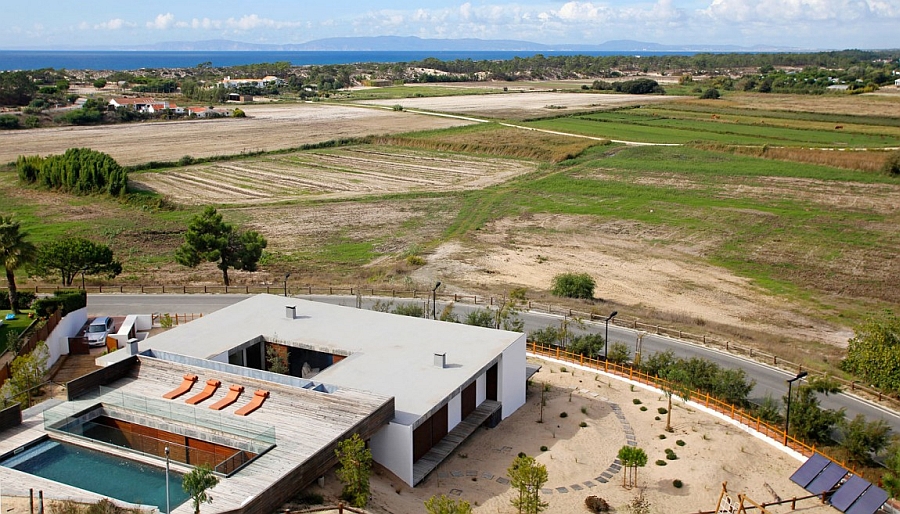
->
0, 103, 470, 166
358, 92, 684, 119
299, 356, 830, 514
411, 214, 851, 347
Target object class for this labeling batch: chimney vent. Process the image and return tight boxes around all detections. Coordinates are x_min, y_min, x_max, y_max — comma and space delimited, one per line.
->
126, 338, 140, 356
434, 353, 446, 368
286, 305, 296, 319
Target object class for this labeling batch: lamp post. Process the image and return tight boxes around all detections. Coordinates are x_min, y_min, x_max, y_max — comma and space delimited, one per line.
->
603, 311, 618, 360
165, 446, 170, 514
283, 272, 291, 297
784, 371, 808, 440
432, 281, 441, 320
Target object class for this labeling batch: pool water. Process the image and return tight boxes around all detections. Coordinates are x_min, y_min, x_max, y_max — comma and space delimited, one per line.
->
2, 439, 190, 511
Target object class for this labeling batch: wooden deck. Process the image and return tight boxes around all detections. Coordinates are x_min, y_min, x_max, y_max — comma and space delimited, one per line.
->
0, 356, 395, 514
412, 399, 501, 485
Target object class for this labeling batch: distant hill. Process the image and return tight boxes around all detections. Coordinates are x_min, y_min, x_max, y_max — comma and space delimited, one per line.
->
116, 36, 794, 53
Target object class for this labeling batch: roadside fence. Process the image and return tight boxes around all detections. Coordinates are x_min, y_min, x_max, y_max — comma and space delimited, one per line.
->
527, 342, 856, 474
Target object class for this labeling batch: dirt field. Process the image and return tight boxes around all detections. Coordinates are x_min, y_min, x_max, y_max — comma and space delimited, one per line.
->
357, 91, 684, 120
130, 146, 537, 205
0, 103, 471, 166
712, 92, 900, 117
302, 357, 828, 514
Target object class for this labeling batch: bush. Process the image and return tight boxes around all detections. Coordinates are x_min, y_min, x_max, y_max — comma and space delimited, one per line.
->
640, 406, 647, 411
579, 421, 588, 427
700, 88, 720, 99
406, 255, 426, 266
0, 114, 19, 129
658, 434, 666, 439
633, 398, 642, 405
232, 108, 246, 118
655, 459, 667, 466
0, 290, 36, 310
392, 303, 424, 318
673, 479, 683, 488
658, 407, 668, 414
550, 272, 595, 299
665, 449, 678, 460
675, 439, 685, 446
294, 491, 324, 505
560, 412, 568, 418
17, 148, 127, 196
540, 445, 548, 451
882, 150, 900, 177
585, 495, 611, 513
32, 290, 87, 317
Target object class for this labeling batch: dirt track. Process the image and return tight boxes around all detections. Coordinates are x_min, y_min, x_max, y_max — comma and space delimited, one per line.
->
0, 103, 471, 166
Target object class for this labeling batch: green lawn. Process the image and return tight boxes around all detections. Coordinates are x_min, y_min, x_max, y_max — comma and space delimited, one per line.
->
0, 310, 35, 353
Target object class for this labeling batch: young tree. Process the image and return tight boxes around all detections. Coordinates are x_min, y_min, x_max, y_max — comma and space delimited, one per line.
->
550, 272, 595, 299
175, 206, 267, 286
0, 341, 49, 407
424, 494, 473, 514
0, 216, 36, 314
182, 464, 219, 514
35, 237, 122, 286
265, 343, 289, 374
838, 414, 891, 464
842, 310, 900, 394
660, 368, 692, 432
335, 433, 372, 508
785, 386, 845, 444
508, 454, 549, 514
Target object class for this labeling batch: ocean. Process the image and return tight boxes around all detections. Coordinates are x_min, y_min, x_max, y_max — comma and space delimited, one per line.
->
0, 50, 690, 71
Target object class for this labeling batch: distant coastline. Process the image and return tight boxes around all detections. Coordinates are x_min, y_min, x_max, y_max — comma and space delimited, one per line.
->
0, 49, 699, 72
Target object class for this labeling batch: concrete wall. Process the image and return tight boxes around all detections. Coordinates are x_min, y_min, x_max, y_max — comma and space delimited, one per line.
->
46, 307, 88, 367
448, 393, 462, 431
370, 421, 413, 486
476, 373, 486, 406
499, 334, 527, 419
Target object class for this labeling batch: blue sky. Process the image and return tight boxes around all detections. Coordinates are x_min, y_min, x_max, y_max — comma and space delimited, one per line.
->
4, 0, 899, 50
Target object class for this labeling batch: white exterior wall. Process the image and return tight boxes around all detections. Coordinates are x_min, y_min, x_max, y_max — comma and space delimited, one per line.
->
45, 307, 87, 368
448, 394, 462, 431
476, 373, 486, 406
499, 334, 527, 419
210, 352, 229, 363
370, 422, 413, 486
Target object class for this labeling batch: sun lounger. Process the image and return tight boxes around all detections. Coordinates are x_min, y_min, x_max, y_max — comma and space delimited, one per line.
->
162, 374, 198, 399
209, 385, 244, 411
234, 389, 269, 416
185, 379, 221, 405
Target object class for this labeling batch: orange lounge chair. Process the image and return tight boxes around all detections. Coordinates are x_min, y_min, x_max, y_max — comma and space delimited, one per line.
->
185, 379, 221, 405
209, 385, 244, 411
163, 374, 198, 400
234, 390, 269, 416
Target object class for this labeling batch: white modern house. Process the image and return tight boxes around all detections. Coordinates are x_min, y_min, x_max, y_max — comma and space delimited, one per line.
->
98, 294, 527, 487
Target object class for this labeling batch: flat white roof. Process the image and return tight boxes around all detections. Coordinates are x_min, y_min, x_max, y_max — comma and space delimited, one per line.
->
129, 294, 523, 425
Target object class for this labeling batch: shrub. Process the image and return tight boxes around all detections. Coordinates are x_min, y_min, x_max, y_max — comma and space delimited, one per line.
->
392, 104, 404, 111
676, 439, 685, 446
658, 407, 668, 414
665, 449, 678, 460
32, 290, 86, 317
673, 479, 683, 488
585, 495, 611, 513
579, 421, 588, 428
655, 459, 667, 466
540, 445, 548, 452
232, 108, 246, 118
17, 148, 127, 196
882, 150, 900, 177
700, 88, 720, 99
581, 406, 588, 414
658, 434, 666, 439
0, 114, 19, 129
392, 303, 424, 318
178, 155, 195, 166
294, 491, 324, 505
633, 398, 642, 405
560, 412, 568, 418
560, 366, 567, 372
406, 255, 426, 266
0, 290, 36, 310
640, 406, 648, 411
550, 272, 595, 299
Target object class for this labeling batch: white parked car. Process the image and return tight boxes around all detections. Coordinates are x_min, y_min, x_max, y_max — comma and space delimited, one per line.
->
86, 316, 115, 347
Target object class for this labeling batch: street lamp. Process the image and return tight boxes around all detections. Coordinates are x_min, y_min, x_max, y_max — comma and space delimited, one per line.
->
784, 371, 809, 440
603, 311, 618, 360
165, 446, 170, 514
283, 273, 291, 297
432, 281, 442, 320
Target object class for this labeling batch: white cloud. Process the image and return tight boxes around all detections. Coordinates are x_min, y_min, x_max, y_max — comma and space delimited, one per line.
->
700, 0, 898, 22
94, 18, 134, 30
147, 13, 175, 30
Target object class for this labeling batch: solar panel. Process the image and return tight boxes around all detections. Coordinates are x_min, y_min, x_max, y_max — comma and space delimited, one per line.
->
806, 462, 848, 496
830, 476, 870, 512
845, 486, 888, 514
790, 453, 830, 488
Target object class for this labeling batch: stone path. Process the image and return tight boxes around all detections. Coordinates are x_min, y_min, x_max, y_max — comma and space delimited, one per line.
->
434, 400, 634, 496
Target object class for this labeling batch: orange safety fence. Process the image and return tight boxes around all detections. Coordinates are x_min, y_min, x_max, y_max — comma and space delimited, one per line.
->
527, 342, 856, 474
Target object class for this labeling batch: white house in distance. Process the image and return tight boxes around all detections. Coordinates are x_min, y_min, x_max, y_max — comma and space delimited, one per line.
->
220, 75, 283, 88
98, 294, 527, 487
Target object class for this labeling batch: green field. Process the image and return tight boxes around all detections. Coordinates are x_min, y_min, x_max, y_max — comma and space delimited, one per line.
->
524, 107, 900, 147
0, 311, 34, 353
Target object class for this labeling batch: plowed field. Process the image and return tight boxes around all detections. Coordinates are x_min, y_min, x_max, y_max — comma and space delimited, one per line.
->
130, 146, 538, 204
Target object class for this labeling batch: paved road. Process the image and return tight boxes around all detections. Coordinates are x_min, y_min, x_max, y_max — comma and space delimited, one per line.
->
89, 293, 900, 434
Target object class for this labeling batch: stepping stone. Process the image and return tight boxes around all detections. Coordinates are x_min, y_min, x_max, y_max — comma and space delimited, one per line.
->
449, 489, 462, 496
614, 458, 622, 465
556, 487, 569, 493
571, 484, 583, 491
590, 392, 599, 397
628, 440, 637, 446
610, 463, 622, 471
607, 467, 619, 475
438, 472, 449, 478
482, 472, 494, 480
466, 471, 478, 477
541, 488, 554, 495
497, 477, 510, 485
596, 476, 609, 484
601, 472, 613, 479
451, 471, 463, 477
584, 481, 596, 488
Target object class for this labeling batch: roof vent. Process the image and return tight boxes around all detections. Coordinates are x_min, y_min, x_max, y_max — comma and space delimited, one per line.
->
286, 305, 296, 319
434, 353, 446, 368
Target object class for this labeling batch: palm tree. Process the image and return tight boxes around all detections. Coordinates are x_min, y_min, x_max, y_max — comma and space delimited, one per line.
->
0, 216, 37, 314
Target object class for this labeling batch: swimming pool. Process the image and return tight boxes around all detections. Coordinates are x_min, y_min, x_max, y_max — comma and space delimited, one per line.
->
1, 439, 190, 511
